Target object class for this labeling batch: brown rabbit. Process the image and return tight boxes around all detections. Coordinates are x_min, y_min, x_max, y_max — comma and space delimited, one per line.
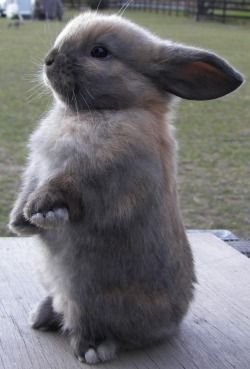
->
9, 12, 243, 364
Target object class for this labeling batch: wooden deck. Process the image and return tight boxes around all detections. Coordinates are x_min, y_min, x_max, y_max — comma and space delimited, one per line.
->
1, 233, 250, 369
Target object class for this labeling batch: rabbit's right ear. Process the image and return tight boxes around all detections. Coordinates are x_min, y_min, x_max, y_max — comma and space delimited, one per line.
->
149, 42, 243, 100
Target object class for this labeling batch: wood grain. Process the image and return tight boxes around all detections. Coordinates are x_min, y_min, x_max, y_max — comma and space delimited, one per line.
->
0, 234, 249, 369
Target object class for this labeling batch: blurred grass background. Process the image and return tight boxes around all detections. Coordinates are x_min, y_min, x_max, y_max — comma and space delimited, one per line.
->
0, 9, 249, 236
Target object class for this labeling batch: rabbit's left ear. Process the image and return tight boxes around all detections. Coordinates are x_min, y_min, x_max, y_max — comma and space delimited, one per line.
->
150, 43, 243, 100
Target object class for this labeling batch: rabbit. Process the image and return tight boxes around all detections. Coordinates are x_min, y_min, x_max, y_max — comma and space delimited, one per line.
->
9, 12, 243, 364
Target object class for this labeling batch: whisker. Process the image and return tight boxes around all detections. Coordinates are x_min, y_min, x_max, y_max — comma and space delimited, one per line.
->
26, 82, 44, 93
72, 90, 80, 124
22, 74, 42, 82
26, 83, 49, 104
32, 46, 48, 58
34, 32, 51, 54
37, 94, 53, 120
79, 92, 95, 126
28, 85, 48, 98
66, 91, 69, 109
117, 0, 134, 17
96, 0, 103, 12
26, 90, 48, 104
23, 71, 42, 78
30, 57, 44, 67
26, 85, 46, 100
85, 87, 95, 100
44, 20, 57, 49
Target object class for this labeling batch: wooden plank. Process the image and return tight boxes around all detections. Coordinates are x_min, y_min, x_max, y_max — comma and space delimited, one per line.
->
0, 234, 250, 369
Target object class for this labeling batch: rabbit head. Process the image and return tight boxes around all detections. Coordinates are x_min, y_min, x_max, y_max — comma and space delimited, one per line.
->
43, 12, 243, 112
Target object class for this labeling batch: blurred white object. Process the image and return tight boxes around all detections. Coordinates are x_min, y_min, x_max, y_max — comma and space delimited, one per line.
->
0, 0, 7, 15
6, 0, 19, 18
2, 0, 32, 18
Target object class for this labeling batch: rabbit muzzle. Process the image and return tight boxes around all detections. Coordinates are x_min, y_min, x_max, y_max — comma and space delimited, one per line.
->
45, 49, 78, 96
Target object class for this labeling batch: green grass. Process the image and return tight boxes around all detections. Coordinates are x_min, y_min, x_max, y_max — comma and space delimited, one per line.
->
212, 10, 250, 18
0, 10, 249, 237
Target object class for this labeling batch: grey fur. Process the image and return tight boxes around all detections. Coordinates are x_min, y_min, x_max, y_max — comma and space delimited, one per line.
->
9, 12, 243, 364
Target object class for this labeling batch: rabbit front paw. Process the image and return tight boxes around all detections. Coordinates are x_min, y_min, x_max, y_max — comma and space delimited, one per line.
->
9, 211, 40, 236
24, 191, 69, 229
28, 208, 69, 229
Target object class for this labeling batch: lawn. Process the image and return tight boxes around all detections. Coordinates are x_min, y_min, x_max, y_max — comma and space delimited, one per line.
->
0, 9, 249, 237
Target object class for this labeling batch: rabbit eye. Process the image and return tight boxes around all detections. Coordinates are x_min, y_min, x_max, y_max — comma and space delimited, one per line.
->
91, 46, 109, 58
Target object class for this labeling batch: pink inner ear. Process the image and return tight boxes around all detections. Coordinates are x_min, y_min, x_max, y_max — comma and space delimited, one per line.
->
177, 60, 227, 82
162, 50, 243, 100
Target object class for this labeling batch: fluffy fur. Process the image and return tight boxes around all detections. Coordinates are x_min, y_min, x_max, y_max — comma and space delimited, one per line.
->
9, 12, 243, 364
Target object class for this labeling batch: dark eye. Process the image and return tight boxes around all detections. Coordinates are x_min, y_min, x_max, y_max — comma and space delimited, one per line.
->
91, 46, 109, 58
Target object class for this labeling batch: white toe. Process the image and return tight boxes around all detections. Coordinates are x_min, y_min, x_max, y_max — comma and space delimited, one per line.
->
85, 348, 100, 365
96, 340, 119, 362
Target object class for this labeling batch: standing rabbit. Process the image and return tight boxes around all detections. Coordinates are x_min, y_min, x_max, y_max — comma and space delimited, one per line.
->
9, 12, 243, 364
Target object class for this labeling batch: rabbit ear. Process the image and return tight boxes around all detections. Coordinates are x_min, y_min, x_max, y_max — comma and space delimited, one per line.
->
151, 43, 243, 100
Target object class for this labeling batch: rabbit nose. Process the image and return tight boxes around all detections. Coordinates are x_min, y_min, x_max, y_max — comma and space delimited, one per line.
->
45, 56, 54, 66
44, 49, 58, 66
